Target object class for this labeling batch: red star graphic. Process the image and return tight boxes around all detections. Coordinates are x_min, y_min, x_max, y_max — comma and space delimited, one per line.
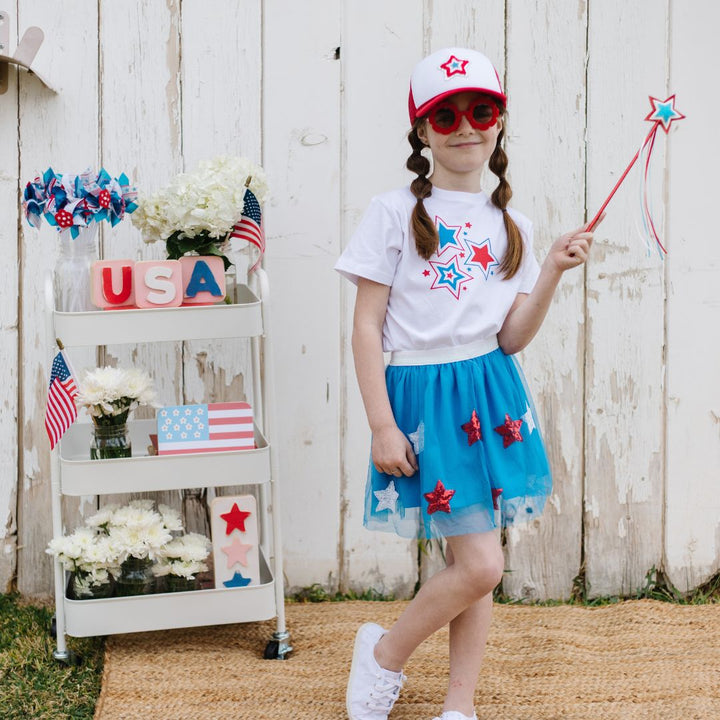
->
422, 269, 430, 277
468, 242, 496, 272
465, 222, 472, 228
461, 409, 482, 445
459, 252, 465, 258
424, 480, 455, 515
494, 414, 524, 448
492, 488, 503, 510
220, 502, 251, 534
440, 54, 469, 77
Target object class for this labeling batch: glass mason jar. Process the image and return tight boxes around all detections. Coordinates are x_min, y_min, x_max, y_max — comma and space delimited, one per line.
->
90, 421, 131, 460
115, 556, 155, 596
55, 224, 98, 312
164, 574, 199, 593
71, 571, 113, 600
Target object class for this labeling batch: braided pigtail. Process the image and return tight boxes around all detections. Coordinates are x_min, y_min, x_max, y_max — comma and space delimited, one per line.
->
489, 126, 524, 279
407, 121, 438, 260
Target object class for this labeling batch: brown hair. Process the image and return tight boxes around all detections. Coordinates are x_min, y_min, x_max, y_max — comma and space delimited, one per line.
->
406, 109, 524, 278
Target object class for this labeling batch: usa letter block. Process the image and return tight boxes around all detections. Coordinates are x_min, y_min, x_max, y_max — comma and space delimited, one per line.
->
134, 260, 183, 308
92, 260, 136, 309
180, 256, 226, 305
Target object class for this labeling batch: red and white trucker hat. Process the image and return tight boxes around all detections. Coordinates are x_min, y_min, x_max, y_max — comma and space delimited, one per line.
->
408, 48, 506, 125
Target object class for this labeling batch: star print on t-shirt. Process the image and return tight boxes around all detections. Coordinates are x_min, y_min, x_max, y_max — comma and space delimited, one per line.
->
428, 255, 473, 299
462, 236, 499, 279
435, 216, 464, 256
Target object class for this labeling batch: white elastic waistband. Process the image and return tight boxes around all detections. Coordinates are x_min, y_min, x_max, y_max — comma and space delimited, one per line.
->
388, 336, 499, 366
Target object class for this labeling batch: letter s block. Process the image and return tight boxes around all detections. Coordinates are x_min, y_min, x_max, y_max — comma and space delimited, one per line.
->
91, 260, 136, 309
180, 256, 226, 305
134, 260, 183, 308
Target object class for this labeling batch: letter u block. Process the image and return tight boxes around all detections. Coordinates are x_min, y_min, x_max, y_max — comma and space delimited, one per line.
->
91, 260, 136, 309
134, 260, 183, 308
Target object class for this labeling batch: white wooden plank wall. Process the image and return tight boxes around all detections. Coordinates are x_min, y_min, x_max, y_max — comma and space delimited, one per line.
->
1, 0, 718, 600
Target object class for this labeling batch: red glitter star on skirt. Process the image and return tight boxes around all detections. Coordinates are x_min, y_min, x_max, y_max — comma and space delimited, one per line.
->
461, 409, 482, 445
493, 413, 523, 448
424, 479, 455, 514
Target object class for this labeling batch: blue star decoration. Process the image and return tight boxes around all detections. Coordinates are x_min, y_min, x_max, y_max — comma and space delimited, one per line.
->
434, 216, 463, 255
223, 571, 252, 588
429, 255, 473, 299
645, 94, 685, 134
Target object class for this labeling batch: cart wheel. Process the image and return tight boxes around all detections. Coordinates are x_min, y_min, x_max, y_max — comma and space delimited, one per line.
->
263, 639, 280, 659
50, 615, 57, 639
54, 650, 82, 666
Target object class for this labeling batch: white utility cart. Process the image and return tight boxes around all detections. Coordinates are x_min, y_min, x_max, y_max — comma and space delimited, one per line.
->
46, 268, 291, 662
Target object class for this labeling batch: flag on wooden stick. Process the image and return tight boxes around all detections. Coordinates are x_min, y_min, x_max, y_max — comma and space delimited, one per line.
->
45, 349, 78, 449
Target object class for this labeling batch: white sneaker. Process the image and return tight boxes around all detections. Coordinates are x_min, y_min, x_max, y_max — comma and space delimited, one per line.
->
432, 713, 478, 720
347, 623, 405, 720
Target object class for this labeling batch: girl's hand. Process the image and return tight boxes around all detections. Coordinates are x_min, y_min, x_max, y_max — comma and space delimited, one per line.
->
545, 214, 603, 274
371, 425, 418, 477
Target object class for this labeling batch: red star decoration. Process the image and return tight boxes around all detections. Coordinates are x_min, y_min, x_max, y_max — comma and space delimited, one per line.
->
422, 269, 430, 277
98, 189, 111, 208
468, 242, 497, 272
492, 488, 503, 510
494, 414, 524, 448
461, 409, 482, 445
220, 502, 251, 534
465, 222, 472, 228
424, 480, 455, 515
55, 210, 73, 228
645, 94, 685, 134
440, 54, 469, 77
459, 252, 465, 258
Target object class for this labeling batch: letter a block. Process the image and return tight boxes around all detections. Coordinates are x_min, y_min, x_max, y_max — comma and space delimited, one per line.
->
180, 256, 226, 305
134, 260, 183, 308
92, 260, 136, 309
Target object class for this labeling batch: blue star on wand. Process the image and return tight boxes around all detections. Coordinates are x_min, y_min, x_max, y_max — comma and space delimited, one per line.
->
645, 94, 685, 134
223, 571, 252, 588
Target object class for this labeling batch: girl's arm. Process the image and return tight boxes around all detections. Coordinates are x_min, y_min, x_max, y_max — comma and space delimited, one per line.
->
352, 277, 418, 477
498, 224, 596, 355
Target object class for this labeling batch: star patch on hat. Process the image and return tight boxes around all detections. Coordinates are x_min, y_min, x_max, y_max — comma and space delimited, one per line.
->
440, 54, 469, 77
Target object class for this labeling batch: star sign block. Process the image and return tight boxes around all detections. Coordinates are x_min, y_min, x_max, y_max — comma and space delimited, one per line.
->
424, 479, 456, 515
645, 94, 685, 134
494, 413, 524, 448
440, 54, 469, 77
211, 495, 260, 589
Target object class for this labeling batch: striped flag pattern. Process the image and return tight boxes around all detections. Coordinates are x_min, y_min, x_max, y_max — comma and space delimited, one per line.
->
157, 402, 255, 455
45, 350, 78, 449
229, 187, 265, 272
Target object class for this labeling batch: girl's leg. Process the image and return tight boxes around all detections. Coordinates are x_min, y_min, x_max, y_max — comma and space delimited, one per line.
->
442, 543, 495, 716
374, 531, 503, 675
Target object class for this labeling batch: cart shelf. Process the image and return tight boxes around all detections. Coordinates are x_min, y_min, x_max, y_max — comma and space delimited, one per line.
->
64, 550, 275, 637
53, 284, 262, 346
59, 419, 271, 495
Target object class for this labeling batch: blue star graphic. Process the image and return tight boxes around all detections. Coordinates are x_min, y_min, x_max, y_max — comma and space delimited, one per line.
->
645, 95, 685, 134
223, 571, 252, 588
429, 255, 473, 299
434, 216, 463, 256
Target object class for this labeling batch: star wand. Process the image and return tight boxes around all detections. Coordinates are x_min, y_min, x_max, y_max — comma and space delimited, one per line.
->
587, 95, 685, 255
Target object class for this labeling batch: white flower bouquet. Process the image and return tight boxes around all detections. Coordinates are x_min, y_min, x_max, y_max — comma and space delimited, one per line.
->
76, 366, 157, 427
153, 533, 212, 589
131, 155, 268, 270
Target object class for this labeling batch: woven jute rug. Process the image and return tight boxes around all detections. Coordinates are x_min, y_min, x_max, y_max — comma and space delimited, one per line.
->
94, 599, 720, 720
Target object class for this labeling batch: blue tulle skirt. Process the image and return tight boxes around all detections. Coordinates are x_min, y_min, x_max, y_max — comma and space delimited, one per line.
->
364, 338, 552, 539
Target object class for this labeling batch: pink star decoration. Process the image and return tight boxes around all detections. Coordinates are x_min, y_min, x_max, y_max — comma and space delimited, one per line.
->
424, 479, 455, 515
221, 537, 253, 568
494, 413, 524, 448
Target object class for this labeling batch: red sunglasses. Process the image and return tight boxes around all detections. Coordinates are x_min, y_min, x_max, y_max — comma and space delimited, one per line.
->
428, 98, 500, 134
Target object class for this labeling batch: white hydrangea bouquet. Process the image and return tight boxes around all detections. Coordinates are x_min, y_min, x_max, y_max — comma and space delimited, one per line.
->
131, 156, 269, 270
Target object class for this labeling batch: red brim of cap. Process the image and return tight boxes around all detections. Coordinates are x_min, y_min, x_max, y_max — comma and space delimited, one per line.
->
410, 87, 507, 125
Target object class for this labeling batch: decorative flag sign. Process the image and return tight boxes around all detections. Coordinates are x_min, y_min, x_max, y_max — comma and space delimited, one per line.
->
587, 95, 685, 257
210, 495, 260, 589
229, 185, 265, 273
45, 347, 78, 449
156, 402, 254, 455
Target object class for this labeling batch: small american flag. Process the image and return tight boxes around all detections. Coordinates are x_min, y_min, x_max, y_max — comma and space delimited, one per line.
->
157, 402, 255, 455
45, 350, 78, 449
229, 187, 265, 272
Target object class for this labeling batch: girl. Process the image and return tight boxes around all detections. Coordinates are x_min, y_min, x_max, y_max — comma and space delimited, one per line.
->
335, 48, 598, 720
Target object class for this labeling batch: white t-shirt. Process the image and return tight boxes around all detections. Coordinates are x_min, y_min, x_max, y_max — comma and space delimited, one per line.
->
335, 185, 540, 352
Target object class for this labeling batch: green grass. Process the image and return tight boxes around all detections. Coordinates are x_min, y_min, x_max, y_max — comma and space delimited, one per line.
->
0, 593, 104, 720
